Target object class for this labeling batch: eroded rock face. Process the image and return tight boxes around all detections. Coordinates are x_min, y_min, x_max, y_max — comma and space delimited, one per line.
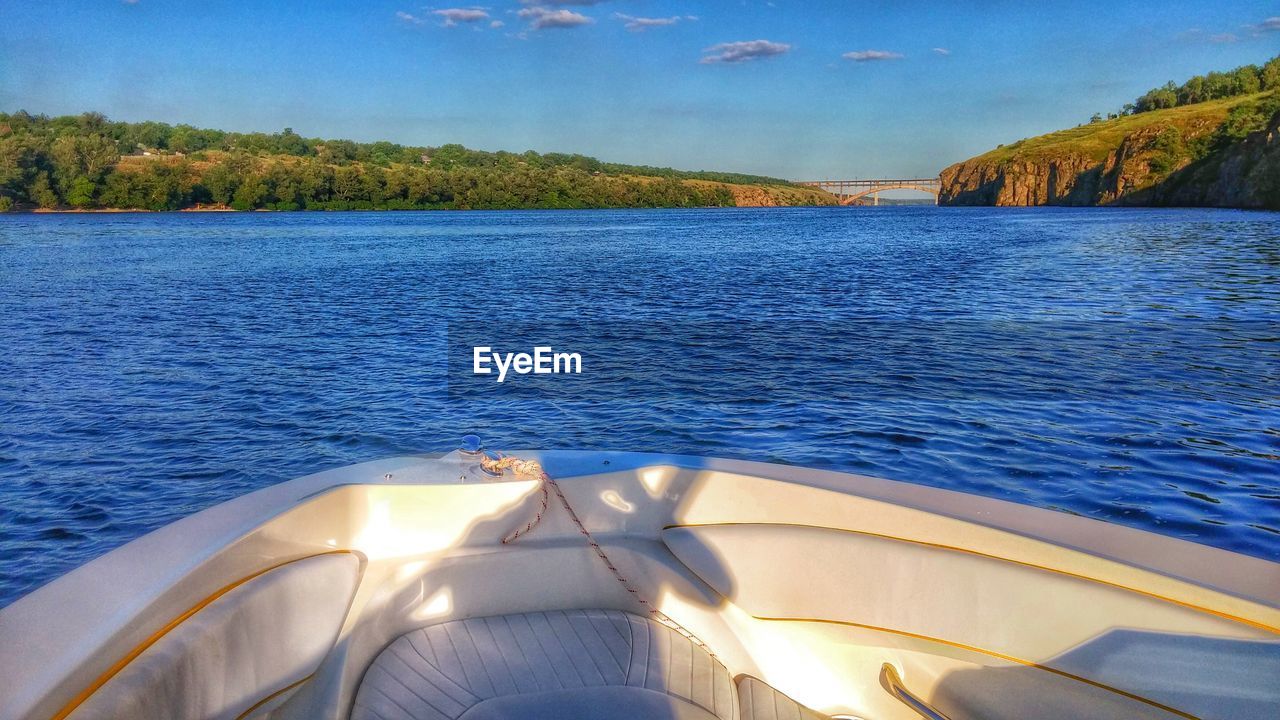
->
939, 111, 1279, 209
1141, 112, 1280, 209
939, 155, 1098, 206
1096, 127, 1165, 205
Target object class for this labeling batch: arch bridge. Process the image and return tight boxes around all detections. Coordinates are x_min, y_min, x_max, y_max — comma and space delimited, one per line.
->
797, 178, 941, 205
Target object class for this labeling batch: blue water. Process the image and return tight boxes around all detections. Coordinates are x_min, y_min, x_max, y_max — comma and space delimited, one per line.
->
1, 207, 1278, 607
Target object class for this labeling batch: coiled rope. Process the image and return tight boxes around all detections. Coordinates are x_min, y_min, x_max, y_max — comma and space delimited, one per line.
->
482, 453, 716, 658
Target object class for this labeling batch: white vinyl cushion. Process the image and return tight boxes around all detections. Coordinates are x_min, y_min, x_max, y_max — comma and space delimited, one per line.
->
352, 610, 740, 720
737, 676, 828, 720
69, 553, 360, 720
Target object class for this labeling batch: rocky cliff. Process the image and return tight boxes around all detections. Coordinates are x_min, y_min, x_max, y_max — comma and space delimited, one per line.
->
1132, 111, 1280, 208
939, 93, 1280, 210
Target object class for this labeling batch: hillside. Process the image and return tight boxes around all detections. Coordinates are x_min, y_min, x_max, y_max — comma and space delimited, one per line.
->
0, 112, 836, 212
940, 55, 1280, 209
940, 92, 1280, 209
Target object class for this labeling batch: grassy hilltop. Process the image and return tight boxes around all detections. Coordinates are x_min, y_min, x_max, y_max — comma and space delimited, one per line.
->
940, 55, 1280, 209
0, 113, 835, 212
972, 93, 1273, 165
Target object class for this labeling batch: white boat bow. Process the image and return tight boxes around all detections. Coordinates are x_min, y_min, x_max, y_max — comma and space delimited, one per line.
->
1, 445, 1277, 720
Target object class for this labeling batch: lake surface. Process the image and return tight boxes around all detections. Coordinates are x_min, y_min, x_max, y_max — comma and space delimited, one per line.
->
1, 207, 1278, 606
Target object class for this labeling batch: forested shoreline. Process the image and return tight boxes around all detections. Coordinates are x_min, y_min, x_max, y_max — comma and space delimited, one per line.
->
0, 112, 831, 211
1092, 55, 1279, 121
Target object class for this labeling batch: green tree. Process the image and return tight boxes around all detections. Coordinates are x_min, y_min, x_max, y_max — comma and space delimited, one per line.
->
66, 175, 96, 208
123, 121, 173, 151
332, 166, 362, 201
1262, 57, 1280, 91
76, 112, 107, 132
1120, 55, 1278, 117
0, 136, 41, 198
1231, 66, 1262, 96
231, 174, 267, 210
1135, 83, 1178, 112
100, 172, 142, 209
266, 164, 303, 209
200, 163, 237, 205
50, 134, 118, 198
1148, 127, 1187, 174
275, 128, 310, 157
0, 109, 818, 211
31, 172, 59, 208
175, 126, 225, 153
135, 162, 193, 210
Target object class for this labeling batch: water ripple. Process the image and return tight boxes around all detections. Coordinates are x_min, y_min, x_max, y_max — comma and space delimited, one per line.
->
0, 207, 1278, 607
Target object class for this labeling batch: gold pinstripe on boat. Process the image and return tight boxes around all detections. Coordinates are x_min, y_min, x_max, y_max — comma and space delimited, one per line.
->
754, 615, 1202, 720
234, 674, 315, 720
663, 521, 1280, 634
50, 550, 355, 720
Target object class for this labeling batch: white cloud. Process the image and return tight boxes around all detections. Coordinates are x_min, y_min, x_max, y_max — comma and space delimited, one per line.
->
1186, 18, 1278, 41
433, 8, 491, 27
519, 0, 607, 4
932, 47, 951, 56
519, 6, 593, 30
843, 49, 904, 62
614, 13, 695, 32
1249, 16, 1280, 33
396, 10, 426, 25
700, 40, 791, 64
490, 20, 505, 28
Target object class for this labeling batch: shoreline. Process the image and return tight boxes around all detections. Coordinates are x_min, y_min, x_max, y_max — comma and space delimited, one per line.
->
4, 203, 849, 214
25, 206, 240, 213
4, 204, 1271, 214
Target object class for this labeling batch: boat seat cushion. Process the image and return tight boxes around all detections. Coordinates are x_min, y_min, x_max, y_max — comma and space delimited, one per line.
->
737, 676, 829, 720
65, 553, 360, 720
352, 609, 738, 720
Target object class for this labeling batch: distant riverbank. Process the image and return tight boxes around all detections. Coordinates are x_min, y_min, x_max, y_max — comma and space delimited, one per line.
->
18, 205, 237, 213
5, 180, 837, 213
0, 111, 837, 212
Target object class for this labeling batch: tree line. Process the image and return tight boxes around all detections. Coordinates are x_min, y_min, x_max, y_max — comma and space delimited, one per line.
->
1089, 54, 1280, 123
0, 111, 799, 211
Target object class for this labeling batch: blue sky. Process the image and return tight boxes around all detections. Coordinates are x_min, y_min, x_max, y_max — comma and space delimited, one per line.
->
1, 1, 1278, 180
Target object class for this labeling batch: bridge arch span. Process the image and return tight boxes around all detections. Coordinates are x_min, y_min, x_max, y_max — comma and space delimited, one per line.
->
796, 178, 941, 206
838, 183, 939, 205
